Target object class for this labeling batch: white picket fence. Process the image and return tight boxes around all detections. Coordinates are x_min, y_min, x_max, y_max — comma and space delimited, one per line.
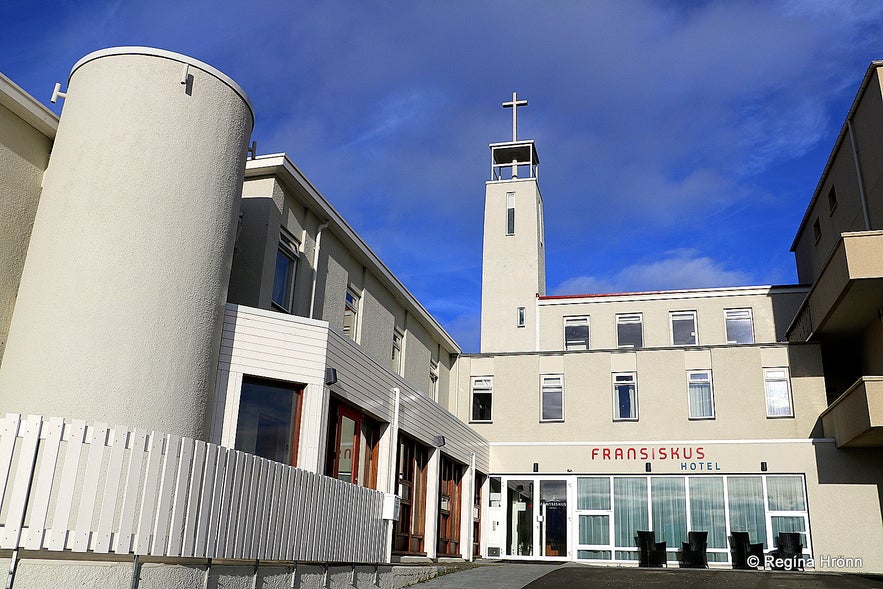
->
0, 414, 386, 563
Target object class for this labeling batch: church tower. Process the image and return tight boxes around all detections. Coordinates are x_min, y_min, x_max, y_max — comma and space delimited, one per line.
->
480, 92, 546, 353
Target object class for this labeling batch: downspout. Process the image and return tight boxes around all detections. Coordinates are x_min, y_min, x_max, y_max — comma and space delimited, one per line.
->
385, 388, 401, 563
308, 222, 330, 319
846, 119, 872, 231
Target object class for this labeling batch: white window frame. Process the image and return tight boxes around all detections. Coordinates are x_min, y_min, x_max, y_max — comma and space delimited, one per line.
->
724, 308, 754, 344
616, 313, 643, 348
670, 310, 698, 346
506, 192, 515, 235
687, 370, 715, 419
540, 374, 564, 422
271, 230, 300, 313
517, 306, 526, 327
612, 372, 638, 421
429, 360, 439, 401
471, 376, 494, 423
392, 328, 404, 374
343, 287, 360, 341
764, 368, 794, 418
564, 316, 590, 351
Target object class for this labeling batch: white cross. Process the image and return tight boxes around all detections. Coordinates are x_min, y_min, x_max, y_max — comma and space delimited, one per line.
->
502, 91, 528, 141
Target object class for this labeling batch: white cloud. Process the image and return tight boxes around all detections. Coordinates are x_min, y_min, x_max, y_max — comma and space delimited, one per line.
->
552, 250, 753, 295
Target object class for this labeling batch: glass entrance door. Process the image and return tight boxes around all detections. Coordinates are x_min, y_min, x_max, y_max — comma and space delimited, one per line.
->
505, 480, 534, 556
541, 480, 568, 557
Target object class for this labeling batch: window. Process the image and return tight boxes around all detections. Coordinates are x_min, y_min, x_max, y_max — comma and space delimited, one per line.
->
506, 192, 515, 235
429, 360, 439, 401
271, 231, 299, 313
343, 288, 359, 341
827, 185, 838, 214
324, 401, 380, 488
765, 368, 793, 417
541, 374, 564, 421
392, 328, 404, 374
564, 316, 590, 350
670, 311, 697, 346
471, 376, 493, 422
724, 309, 753, 344
395, 435, 429, 554
616, 314, 643, 348
613, 372, 637, 420
516, 306, 526, 327
813, 218, 821, 243
235, 376, 302, 466
687, 370, 714, 419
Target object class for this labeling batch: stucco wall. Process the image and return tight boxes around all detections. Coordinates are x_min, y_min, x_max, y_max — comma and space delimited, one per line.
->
0, 49, 252, 440
457, 342, 825, 443
0, 96, 52, 363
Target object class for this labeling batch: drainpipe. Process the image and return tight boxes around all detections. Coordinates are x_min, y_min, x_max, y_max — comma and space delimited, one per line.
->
308, 222, 330, 319
846, 119, 872, 231
385, 388, 401, 563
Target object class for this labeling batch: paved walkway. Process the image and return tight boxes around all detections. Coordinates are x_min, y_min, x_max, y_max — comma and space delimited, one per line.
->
414, 562, 883, 589
410, 562, 561, 588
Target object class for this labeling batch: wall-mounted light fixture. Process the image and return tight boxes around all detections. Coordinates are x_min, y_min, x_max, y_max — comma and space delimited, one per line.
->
434, 435, 446, 448
761, 461, 768, 472
325, 367, 338, 385
645, 462, 652, 473
532, 462, 539, 473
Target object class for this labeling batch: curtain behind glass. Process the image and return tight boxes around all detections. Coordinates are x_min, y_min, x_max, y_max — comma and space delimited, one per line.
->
689, 381, 713, 417
651, 477, 687, 548
728, 476, 767, 547
578, 477, 611, 510
689, 477, 726, 548
614, 478, 648, 547
767, 476, 806, 511
579, 515, 609, 545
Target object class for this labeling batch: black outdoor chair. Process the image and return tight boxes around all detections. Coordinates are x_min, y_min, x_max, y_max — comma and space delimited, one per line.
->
678, 531, 708, 568
729, 531, 763, 569
768, 532, 804, 571
635, 530, 667, 567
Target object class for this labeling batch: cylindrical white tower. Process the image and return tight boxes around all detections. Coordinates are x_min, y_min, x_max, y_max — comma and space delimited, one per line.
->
0, 48, 254, 440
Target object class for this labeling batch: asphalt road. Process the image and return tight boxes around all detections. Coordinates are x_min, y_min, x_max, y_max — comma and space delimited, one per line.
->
522, 565, 883, 589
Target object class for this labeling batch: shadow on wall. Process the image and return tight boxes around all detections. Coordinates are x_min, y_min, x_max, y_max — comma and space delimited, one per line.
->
813, 442, 883, 531
772, 289, 809, 343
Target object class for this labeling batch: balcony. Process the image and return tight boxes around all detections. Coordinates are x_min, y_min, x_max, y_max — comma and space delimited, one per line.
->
821, 377, 883, 447
788, 231, 883, 341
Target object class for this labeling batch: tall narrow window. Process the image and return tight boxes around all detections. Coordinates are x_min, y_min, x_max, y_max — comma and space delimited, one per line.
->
471, 376, 493, 422
725, 309, 754, 344
235, 376, 303, 466
613, 372, 637, 421
670, 311, 697, 345
813, 218, 821, 243
541, 374, 564, 421
506, 192, 516, 235
392, 328, 404, 374
271, 231, 299, 313
516, 306, 526, 327
616, 314, 643, 348
343, 288, 359, 341
687, 370, 714, 419
765, 368, 793, 417
827, 185, 838, 214
564, 316, 590, 350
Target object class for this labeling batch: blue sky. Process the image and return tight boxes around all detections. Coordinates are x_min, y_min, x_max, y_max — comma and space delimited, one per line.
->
3, 1, 882, 352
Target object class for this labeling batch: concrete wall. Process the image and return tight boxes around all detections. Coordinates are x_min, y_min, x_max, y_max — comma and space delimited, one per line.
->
537, 286, 807, 351
231, 164, 459, 402
0, 48, 252, 441
0, 559, 462, 589
793, 65, 883, 285
457, 342, 826, 443
0, 74, 55, 364
481, 178, 546, 353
